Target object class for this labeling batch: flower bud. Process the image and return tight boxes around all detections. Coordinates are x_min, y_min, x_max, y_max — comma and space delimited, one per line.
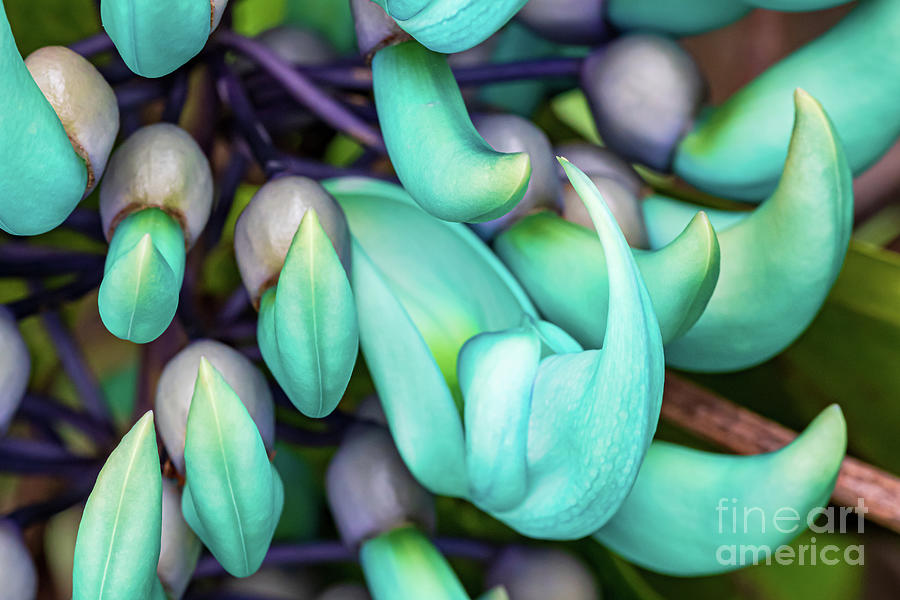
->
516, 0, 608, 45
555, 143, 648, 248
235, 176, 351, 305
472, 114, 561, 239
155, 339, 275, 474
326, 424, 435, 549
0, 307, 30, 434
351, 0, 411, 58
485, 547, 598, 600
100, 123, 213, 247
25, 46, 119, 196
0, 520, 37, 600
158, 479, 201, 600
581, 34, 705, 172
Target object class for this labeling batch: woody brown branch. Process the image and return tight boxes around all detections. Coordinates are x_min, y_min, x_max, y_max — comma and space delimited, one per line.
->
662, 372, 900, 535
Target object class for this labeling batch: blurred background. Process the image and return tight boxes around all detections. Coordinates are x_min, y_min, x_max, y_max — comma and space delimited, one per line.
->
1, 1, 899, 598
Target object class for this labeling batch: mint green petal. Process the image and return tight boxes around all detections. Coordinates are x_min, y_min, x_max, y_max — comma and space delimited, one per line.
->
350, 240, 469, 497
641, 194, 748, 248
594, 405, 847, 576
269, 209, 358, 418
491, 160, 664, 540
661, 90, 853, 372
376, 0, 528, 53
101, 0, 212, 78
99, 209, 186, 344
494, 210, 719, 346
182, 359, 284, 578
73, 412, 162, 600
0, 1, 87, 236
674, 0, 900, 200
459, 324, 541, 512
607, 0, 750, 36
361, 527, 471, 600
372, 41, 531, 223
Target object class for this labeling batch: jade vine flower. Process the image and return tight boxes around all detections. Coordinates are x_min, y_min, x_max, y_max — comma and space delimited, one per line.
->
98, 123, 213, 344
234, 176, 358, 419
0, 308, 30, 435
674, 0, 900, 199
595, 405, 847, 575
644, 89, 853, 372
0, 4, 118, 235
72, 412, 162, 600
325, 160, 664, 539
101, 0, 229, 78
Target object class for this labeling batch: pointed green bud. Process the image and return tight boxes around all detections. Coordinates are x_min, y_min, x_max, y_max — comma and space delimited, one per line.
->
156, 339, 274, 475
182, 358, 284, 578
73, 412, 163, 600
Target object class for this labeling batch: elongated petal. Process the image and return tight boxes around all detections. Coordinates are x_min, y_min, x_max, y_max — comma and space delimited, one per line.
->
360, 527, 471, 600
73, 412, 162, 600
0, 520, 37, 600
641, 196, 748, 248
653, 90, 853, 372
594, 405, 847, 576
495, 210, 719, 345
491, 159, 664, 539
372, 41, 531, 223
459, 324, 541, 512
375, 0, 528, 53
0, 2, 87, 235
674, 0, 900, 199
0, 308, 30, 434
268, 209, 358, 418
182, 359, 283, 578
99, 209, 186, 344
101, 0, 213, 78
606, 0, 749, 36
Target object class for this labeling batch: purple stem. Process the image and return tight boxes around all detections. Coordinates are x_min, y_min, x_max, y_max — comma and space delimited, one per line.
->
18, 394, 114, 443
204, 151, 250, 249
116, 80, 167, 110
38, 305, 110, 423
162, 69, 191, 124
6, 270, 103, 320
0, 438, 99, 476
0, 246, 104, 277
216, 30, 385, 151
68, 31, 114, 57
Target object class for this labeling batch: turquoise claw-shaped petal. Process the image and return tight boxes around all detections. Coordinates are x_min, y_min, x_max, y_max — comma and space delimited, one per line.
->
256, 209, 358, 419
595, 405, 847, 576
674, 0, 900, 200
361, 527, 471, 600
0, 2, 87, 235
73, 412, 162, 600
606, 0, 750, 36
182, 359, 284, 578
374, 0, 528, 53
99, 208, 186, 344
373, 40, 532, 223
494, 209, 720, 346
647, 89, 853, 372
101, 0, 226, 78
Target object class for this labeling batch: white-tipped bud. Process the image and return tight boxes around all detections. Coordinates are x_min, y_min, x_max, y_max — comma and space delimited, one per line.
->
25, 46, 119, 196
326, 425, 435, 549
155, 339, 274, 474
235, 176, 351, 305
158, 479, 202, 600
486, 547, 599, 600
0, 520, 37, 600
100, 123, 213, 247
0, 307, 30, 434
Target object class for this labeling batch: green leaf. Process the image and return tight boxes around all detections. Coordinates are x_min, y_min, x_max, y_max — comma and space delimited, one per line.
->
72, 412, 162, 600
182, 358, 284, 578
